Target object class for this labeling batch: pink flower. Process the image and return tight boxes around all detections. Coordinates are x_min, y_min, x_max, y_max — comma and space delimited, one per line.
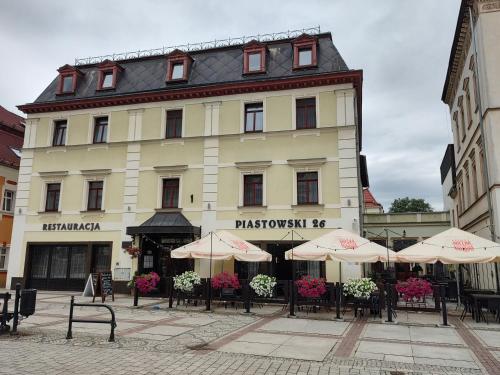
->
211, 272, 241, 290
135, 272, 161, 293
396, 278, 432, 302
295, 276, 327, 298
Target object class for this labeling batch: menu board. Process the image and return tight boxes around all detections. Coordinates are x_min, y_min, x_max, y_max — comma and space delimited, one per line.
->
99, 271, 114, 303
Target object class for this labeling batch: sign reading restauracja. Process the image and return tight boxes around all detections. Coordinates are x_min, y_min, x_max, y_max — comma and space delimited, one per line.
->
42, 223, 101, 231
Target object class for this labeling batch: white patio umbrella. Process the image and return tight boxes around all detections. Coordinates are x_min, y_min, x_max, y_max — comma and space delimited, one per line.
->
396, 227, 500, 264
284, 228, 397, 263
171, 230, 271, 311
171, 230, 272, 262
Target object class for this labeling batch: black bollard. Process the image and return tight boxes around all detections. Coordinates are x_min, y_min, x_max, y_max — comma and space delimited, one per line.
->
335, 282, 341, 320
66, 296, 74, 339
289, 280, 295, 317
440, 285, 448, 326
133, 286, 139, 307
386, 284, 393, 323
168, 277, 174, 308
11, 284, 21, 334
244, 280, 251, 314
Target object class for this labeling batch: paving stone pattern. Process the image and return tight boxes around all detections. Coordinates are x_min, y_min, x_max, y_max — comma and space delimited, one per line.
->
0, 291, 499, 374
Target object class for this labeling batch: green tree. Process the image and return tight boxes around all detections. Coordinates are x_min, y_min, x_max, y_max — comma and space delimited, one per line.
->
388, 197, 434, 213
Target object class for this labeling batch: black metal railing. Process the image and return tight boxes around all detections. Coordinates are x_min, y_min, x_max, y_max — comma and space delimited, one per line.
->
66, 296, 117, 342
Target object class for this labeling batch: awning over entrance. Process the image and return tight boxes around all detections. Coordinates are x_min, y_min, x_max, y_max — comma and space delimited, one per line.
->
126, 212, 201, 236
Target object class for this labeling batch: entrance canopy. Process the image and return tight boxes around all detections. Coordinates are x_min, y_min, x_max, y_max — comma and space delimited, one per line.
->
396, 227, 500, 264
171, 230, 272, 262
126, 212, 201, 236
284, 228, 396, 263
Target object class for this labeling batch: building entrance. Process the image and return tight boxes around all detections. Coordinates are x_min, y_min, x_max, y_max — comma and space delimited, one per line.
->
26, 243, 112, 291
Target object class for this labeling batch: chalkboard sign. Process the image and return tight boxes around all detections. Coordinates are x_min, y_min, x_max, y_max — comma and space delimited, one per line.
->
100, 271, 114, 303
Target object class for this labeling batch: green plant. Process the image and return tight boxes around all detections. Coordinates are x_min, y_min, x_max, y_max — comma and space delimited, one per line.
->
250, 274, 276, 297
173, 271, 201, 293
343, 278, 377, 299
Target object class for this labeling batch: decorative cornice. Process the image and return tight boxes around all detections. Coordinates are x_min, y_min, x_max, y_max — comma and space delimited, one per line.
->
18, 70, 363, 115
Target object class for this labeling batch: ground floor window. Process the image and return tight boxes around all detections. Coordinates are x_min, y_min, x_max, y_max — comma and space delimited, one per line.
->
27, 243, 112, 291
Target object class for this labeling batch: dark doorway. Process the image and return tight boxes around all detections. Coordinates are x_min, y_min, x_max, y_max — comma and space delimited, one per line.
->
393, 238, 418, 280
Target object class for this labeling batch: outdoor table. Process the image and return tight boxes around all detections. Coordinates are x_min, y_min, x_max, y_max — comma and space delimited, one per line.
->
471, 294, 500, 323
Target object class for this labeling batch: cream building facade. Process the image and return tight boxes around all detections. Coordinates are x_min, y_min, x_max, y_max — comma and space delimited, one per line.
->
442, 0, 500, 290
8, 31, 365, 291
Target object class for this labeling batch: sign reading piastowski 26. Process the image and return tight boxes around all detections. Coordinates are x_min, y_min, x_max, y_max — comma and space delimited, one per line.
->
42, 223, 101, 231
235, 219, 326, 229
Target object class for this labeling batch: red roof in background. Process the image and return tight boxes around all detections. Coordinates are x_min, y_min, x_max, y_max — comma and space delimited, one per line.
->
363, 188, 383, 209
0, 106, 25, 169
0, 105, 25, 133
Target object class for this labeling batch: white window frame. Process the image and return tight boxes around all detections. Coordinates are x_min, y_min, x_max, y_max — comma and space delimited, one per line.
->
240, 98, 266, 134
2, 189, 15, 212
292, 167, 322, 206
88, 113, 111, 144
292, 93, 320, 130
157, 174, 183, 209
161, 106, 185, 139
0, 246, 8, 271
40, 180, 63, 213
239, 169, 267, 207
48, 117, 69, 147
82, 177, 107, 212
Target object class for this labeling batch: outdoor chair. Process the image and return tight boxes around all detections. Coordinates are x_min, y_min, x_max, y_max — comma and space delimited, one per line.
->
486, 299, 500, 324
459, 293, 474, 321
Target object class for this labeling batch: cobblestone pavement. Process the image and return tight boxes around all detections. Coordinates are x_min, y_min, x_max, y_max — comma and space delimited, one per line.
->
0, 291, 499, 374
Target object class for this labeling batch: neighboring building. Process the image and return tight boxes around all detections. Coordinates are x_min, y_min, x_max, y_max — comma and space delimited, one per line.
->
441, 0, 500, 289
0, 105, 24, 288
8, 29, 366, 291
441, 144, 457, 225
363, 188, 383, 214
363, 190, 451, 280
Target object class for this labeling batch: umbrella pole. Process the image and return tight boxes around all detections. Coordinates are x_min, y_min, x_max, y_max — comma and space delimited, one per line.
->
207, 232, 213, 311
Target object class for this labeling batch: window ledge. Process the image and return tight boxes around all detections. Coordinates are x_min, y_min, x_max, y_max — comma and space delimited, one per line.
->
293, 129, 320, 138
55, 92, 76, 96
243, 70, 266, 76
155, 208, 182, 213
88, 145, 109, 151
80, 210, 106, 218
46, 147, 67, 153
292, 204, 324, 213
96, 87, 116, 92
292, 64, 318, 71
38, 211, 61, 215
161, 139, 184, 146
240, 134, 265, 142
238, 205, 267, 213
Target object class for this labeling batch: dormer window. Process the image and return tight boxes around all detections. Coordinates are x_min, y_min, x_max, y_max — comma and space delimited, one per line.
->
101, 71, 114, 88
97, 60, 123, 91
56, 64, 82, 95
62, 75, 74, 93
292, 34, 318, 69
166, 49, 192, 82
298, 48, 313, 66
243, 40, 266, 74
171, 63, 184, 80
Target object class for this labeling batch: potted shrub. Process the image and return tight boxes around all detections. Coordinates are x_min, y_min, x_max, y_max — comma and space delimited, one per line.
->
173, 271, 201, 294
343, 278, 378, 300
211, 272, 241, 297
295, 275, 327, 298
132, 272, 160, 294
250, 274, 276, 298
395, 277, 433, 304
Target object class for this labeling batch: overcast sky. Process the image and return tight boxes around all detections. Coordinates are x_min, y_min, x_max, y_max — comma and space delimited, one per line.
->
0, 0, 460, 210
